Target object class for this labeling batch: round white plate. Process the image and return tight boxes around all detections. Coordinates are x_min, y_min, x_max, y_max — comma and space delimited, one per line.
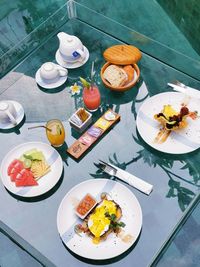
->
57, 179, 142, 260
0, 142, 63, 197
35, 64, 68, 89
55, 46, 89, 69
0, 101, 24, 130
136, 92, 200, 154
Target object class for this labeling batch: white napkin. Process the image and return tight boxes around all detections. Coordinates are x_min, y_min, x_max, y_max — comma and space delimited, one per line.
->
109, 163, 153, 195
167, 83, 200, 99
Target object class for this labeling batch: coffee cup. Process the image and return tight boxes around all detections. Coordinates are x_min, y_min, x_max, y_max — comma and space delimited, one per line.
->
40, 62, 68, 82
0, 101, 18, 125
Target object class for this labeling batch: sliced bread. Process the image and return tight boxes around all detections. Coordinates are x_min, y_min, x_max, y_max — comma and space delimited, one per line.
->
103, 64, 128, 87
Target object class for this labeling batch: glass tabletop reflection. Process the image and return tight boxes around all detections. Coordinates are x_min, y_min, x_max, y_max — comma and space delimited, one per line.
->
0, 18, 200, 267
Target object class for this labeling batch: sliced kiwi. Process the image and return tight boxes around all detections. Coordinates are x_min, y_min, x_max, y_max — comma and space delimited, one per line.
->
23, 158, 32, 168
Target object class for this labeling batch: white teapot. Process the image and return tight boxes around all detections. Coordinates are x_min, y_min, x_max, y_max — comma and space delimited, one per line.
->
57, 32, 86, 62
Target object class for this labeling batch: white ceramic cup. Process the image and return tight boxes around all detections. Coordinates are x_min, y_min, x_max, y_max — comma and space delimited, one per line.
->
40, 62, 68, 82
0, 101, 17, 125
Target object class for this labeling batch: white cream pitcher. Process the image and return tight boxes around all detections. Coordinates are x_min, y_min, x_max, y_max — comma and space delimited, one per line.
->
57, 32, 86, 62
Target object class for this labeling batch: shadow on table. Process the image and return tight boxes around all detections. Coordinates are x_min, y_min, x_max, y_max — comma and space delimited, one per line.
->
54, 141, 69, 166
0, 115, 26, 135
37, 83, 67, 94
5, 169, 64, 202
62, 230, 142, 265
102, 78, 143, 106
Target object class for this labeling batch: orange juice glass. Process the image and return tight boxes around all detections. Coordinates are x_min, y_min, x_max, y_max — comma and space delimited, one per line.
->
46, 119, 65, 147
82, 85, 101, 112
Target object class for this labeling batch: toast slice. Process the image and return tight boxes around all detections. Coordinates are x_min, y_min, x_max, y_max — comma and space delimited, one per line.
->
103, 64, 128, 87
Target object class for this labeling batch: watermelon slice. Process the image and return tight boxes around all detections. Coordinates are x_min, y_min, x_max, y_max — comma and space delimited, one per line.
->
7, 159, 21, 175
15, 169, 38, 187
10, 171, 19, 182
7, 159, 24, 181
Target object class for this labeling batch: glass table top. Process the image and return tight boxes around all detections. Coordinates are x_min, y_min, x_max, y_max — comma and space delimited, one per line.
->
0, 18, 200, 267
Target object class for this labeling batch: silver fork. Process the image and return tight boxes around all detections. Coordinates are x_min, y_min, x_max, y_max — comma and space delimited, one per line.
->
172, 80, 187, 88
168, 81, 200, 100
99, 160, 153, 195
172, 80, 200, 91
99, 160, 117, 177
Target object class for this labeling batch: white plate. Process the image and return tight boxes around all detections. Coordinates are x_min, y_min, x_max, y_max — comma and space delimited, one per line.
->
55, 46, 89, 69
136, 92, 200, 154
57, 179, 142, 260
0, 101, 24, 130
35, 64, 68, 89
0, 142, 63, 197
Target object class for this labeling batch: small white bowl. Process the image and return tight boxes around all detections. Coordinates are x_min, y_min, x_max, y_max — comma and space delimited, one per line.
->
75, 193, 97, 219
69, 108, 92, 133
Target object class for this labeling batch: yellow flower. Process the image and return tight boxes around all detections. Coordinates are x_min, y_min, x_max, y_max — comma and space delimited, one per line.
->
70, 83, 81, 95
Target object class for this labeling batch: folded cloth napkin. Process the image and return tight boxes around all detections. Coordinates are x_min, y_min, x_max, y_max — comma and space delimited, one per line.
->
109, 163, 153, 195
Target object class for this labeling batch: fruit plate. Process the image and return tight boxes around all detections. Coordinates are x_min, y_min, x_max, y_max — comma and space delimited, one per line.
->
57, 179, 142, 260
0, 142, 63, 197
136, 92, 200, 154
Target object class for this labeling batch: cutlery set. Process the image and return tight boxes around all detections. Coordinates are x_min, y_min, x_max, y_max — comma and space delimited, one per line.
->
98, 160, 153, 195
168, 80, 200, 99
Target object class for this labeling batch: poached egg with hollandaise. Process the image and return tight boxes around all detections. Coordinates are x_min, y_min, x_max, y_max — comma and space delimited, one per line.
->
87, 199, 119, 243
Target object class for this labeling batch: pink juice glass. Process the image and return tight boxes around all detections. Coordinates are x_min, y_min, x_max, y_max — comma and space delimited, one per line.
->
82, 84, 101, 112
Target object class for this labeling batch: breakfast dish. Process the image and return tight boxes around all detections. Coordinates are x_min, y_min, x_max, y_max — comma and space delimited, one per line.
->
154, 104, 197, 144
0, 142, 63, 197
57, 179, 142, 260
136, 92, 200, 154
7, 148, 51, 187
0, 101, 24, 130
101, 44, 141, 91
74, 193, 125, 245
154, 105, 197, 131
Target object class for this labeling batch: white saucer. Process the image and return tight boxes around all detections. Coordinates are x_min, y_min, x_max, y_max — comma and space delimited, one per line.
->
0, 101, 25, 130
35, 64, 68, 89
55, 46, 89, 69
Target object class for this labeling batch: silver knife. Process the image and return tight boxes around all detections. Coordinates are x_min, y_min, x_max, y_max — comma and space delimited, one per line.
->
168, 83, 200, 99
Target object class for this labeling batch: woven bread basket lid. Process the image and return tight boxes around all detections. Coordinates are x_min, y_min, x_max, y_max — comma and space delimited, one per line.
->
103, 45, 142, 65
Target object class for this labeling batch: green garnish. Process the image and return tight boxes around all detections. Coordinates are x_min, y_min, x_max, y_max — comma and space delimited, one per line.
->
23, 154, 33, 160
118, 221, 126, 227
105, 212, 126, 230
23, 154, 41, 162
80, 77, 91, 89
